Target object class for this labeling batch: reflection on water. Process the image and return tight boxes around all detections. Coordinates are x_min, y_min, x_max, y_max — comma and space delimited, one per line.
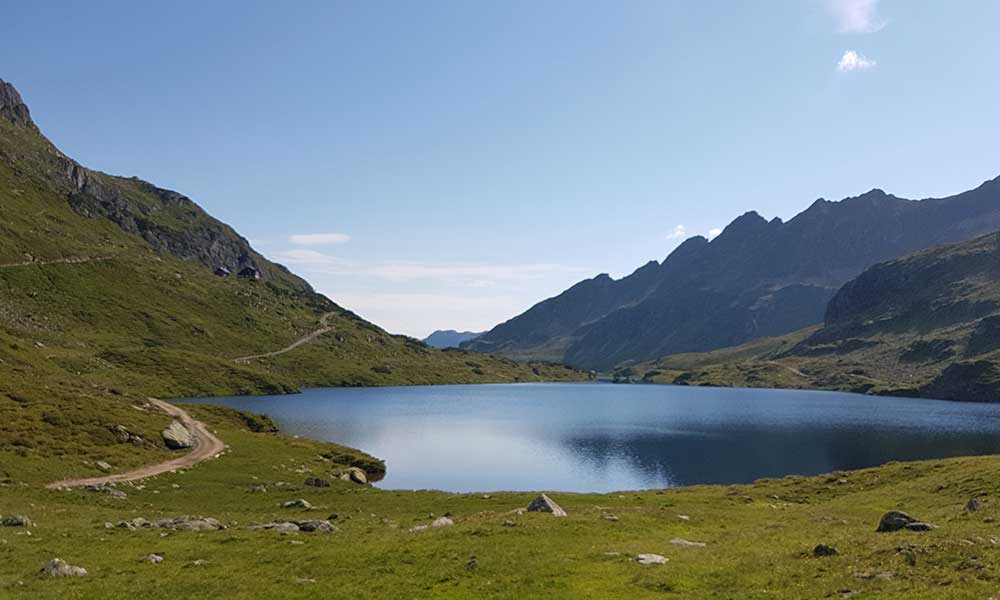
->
189, 383, 1000, 493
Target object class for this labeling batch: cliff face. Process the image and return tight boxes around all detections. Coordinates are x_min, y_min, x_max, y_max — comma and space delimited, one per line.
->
467, 175, 1000, 370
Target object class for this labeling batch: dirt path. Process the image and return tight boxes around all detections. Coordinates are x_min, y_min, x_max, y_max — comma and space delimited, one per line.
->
46, 399, 224, 490
0, 255, 113, 269
232, 312, 336, 362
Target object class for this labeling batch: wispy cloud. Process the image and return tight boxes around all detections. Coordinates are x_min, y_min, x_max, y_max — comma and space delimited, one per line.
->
707, 228, 723, 240
837, 50, 877, 72
288, 232, 351, 246
665, 225, 687, 240
274, 248, 585, 286
830, 0, 884, 33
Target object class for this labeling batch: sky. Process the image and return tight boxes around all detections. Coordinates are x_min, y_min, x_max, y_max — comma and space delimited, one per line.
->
3, 0, 999, 337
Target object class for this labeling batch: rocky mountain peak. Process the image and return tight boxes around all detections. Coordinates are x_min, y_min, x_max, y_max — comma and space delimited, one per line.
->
0, 79, 33, 126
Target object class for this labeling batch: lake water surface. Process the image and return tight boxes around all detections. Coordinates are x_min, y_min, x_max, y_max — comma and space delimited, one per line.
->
191, 383, 1000, 493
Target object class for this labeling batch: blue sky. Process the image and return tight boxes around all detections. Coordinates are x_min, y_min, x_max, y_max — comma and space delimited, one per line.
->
4, 0, 999, 337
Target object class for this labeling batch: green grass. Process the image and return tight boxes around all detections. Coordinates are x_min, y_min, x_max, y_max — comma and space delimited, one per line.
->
3, 406, 1000, 598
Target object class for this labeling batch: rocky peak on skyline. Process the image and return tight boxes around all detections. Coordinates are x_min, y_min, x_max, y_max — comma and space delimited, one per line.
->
0, 79, 32, 126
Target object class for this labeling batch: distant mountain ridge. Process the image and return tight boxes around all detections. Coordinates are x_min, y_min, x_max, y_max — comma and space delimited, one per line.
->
464, 175, 1000, 370
423, 330, 483, 349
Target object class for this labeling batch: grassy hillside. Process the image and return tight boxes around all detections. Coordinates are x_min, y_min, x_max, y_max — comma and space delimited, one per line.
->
635, 232, 1000, 401
0, 81, 585, 467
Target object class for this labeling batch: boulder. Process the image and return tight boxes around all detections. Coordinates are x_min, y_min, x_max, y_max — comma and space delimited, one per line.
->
0, 515, 31, 527
162, 420, 194, 449
282, 499, 313, 510
904, 522, 936, 532
527, 494, 567, 517
153, 516, 225, 531
636, 554, 668, 565
304, 477, 330, 488
812, 543, 838, 557
347, 467, 367, 485
876, 511, 918, 532
296, 520, 337, 533
670, 538, 706, 548
431, 517, 454, 528
141, 554, 164, 564
96, 460, 113, 472
41, 558, 87, 577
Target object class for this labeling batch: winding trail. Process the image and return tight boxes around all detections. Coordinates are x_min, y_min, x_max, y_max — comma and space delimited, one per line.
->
0, 255, 113, 269
232, 312, 336, 362
46, 399, 224, 490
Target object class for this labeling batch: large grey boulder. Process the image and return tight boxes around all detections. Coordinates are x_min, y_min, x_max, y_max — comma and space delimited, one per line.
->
527, 494, 567, 517
41, 558, 87, 577
162, 420, 194, 449
876, 511, 918, 532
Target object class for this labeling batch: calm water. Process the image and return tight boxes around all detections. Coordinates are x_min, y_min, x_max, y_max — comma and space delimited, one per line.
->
190, 383, 1000, 493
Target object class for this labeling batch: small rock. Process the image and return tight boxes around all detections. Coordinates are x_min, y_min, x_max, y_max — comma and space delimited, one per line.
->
142, 554, 164, 564
296, 520, 336, 533
671, 538, 706, 548
431, 517, 454, 528
0, 516, 31, 527
41, 559, 87, 577
273, 522, 301, 534
502, 520, 516, 527
876, 511, 918, 532
904, 522, 935, 532
246, 484, 268, 494
466, 556, 478, 570
965, 497, 981, 512
327, 513, 338, 520
813, 544, 838, 557
85, 484, 127, 499
676, 514, 691, 521
602, 514, 619, 522
527, 494, 567, 517
636, 554, 668, 565
162, 420, 194, 450
96, 460, 113, 472
282, 499, 313, 510
304, 477, 330, 488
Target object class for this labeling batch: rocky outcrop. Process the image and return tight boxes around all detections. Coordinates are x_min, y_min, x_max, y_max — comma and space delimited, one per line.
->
41, 558, 87, 577
526, 494, 567, 517
0, 79, 32, 126
117, 516, 225, 531
162, 420, 194, 449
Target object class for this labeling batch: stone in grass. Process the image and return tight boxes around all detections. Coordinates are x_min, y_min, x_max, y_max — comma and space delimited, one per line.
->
41, 558, 87, 577
904, 522, 936, 532
526, 494, 567, 517
965, 497, 981, 513
96, 460, 113, 472
0, 515, 32, 527
876, 511, 918, 532
141, 554, 164, 564
636, 554, 668, 565
282, 499, 313, 510
670, 538, 707, 548
304, 477, 330, 488
812, 544, 838, 557
162, 420, 194, 450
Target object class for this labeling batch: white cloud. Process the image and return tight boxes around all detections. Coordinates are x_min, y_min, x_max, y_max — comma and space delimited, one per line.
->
288, 232, 351, 246
665, 225, 687, 240
837, 50, 876, 72
830, 0, 884, 33
274, 248, 585, 285
707, 228, 723, 240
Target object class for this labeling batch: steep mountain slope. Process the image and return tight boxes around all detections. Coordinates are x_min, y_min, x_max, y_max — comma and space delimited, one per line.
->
638, 231, 1000, 401
0, 78, 585, 462
422, 329, 483, 348
465, 175, 1000, 370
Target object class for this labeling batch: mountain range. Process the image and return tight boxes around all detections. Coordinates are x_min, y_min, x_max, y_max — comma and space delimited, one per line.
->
422, 329, 483, 349
464, 175, 1000, 370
